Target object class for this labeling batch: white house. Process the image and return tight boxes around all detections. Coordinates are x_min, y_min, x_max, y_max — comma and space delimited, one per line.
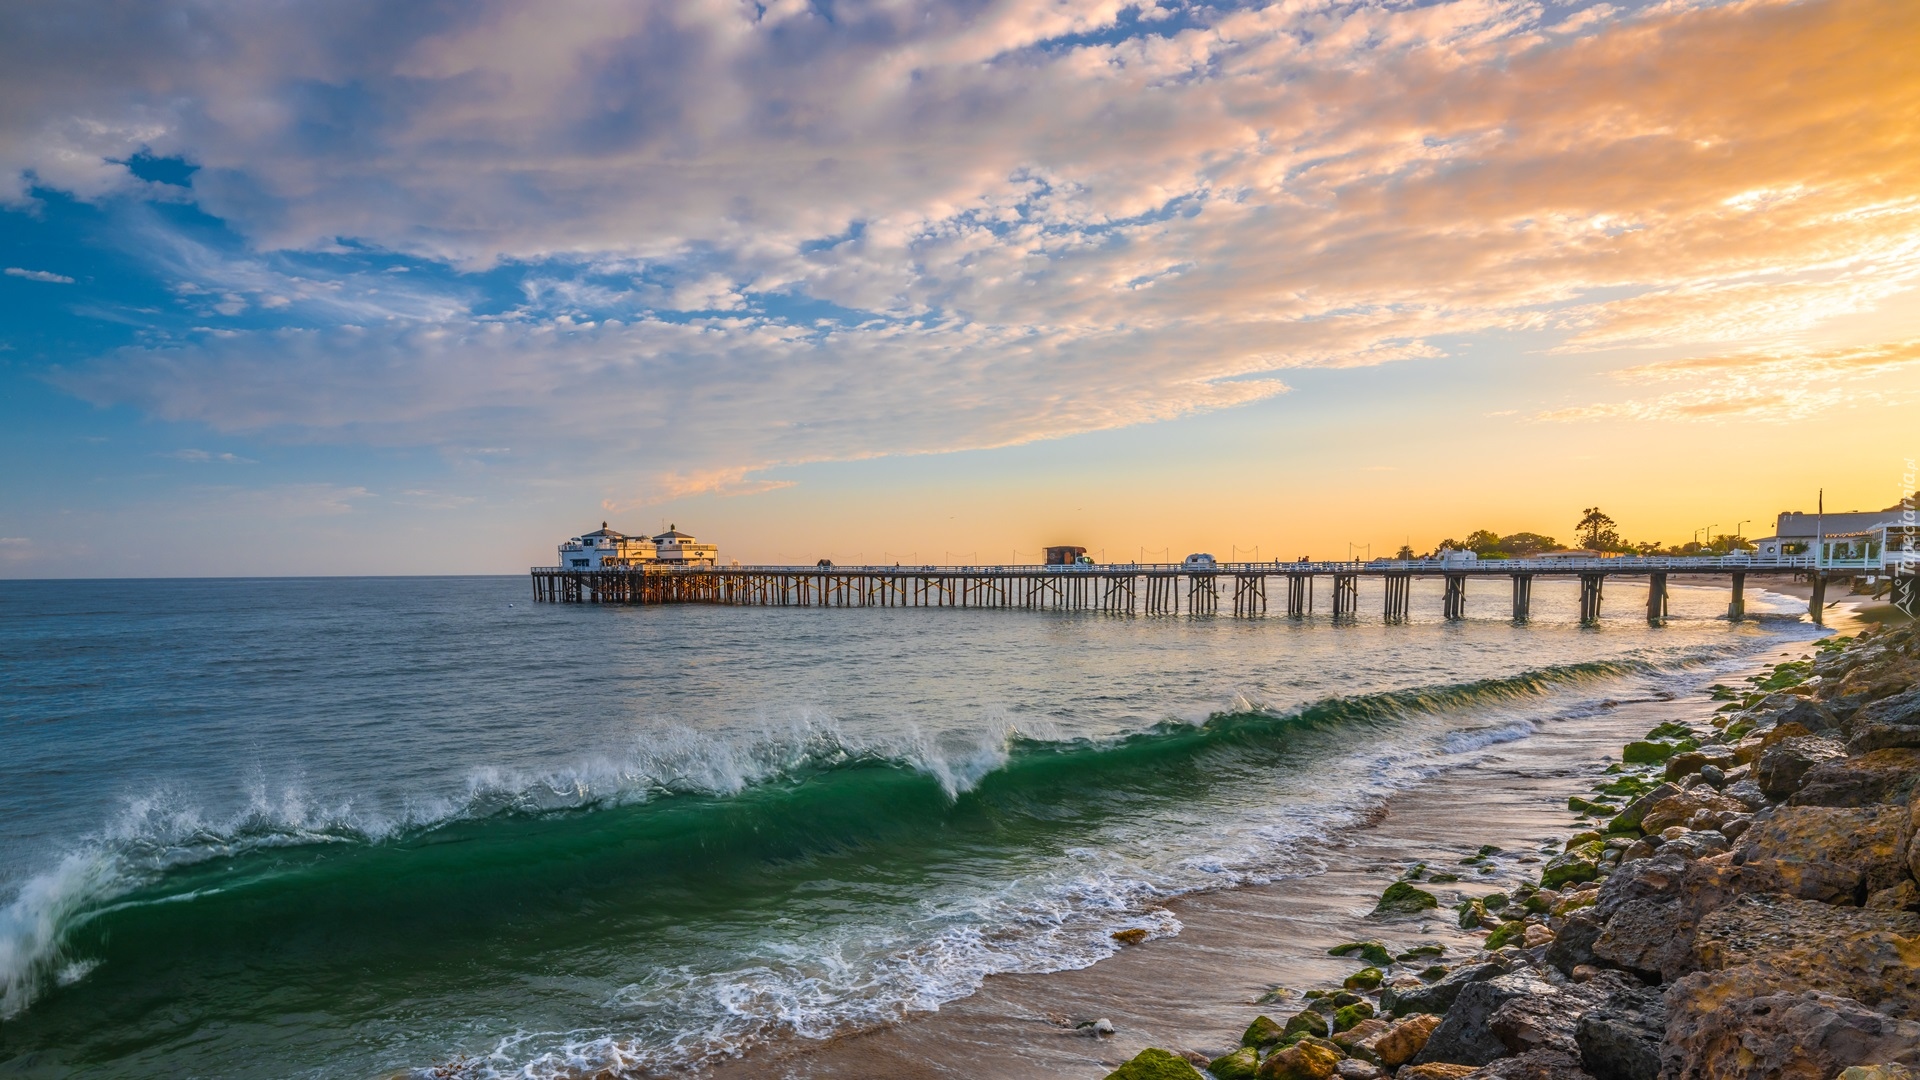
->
651, 526, 720, 566
557, 523, 662, 569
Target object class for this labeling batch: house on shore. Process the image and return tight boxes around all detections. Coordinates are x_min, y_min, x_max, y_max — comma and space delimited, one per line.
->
1753, 503, 1910, 562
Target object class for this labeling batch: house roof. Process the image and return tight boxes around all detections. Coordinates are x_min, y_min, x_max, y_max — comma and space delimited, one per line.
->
581, 521, 631, 539
654, 529, 697, 540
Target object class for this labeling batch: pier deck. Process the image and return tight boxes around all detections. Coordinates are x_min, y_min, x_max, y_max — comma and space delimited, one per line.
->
532, 555, 1900, 625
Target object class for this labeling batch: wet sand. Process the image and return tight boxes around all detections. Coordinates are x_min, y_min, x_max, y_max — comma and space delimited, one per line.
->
706, 601, 1848, 1080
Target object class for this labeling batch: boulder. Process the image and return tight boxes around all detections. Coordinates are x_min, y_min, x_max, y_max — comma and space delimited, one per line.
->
1664, 747, 1738, 782
1688, 894, 1920, 1017
1587, 853, 1742, 982
1843, 688, 1920, 752
1373, 882, 1440, 916
1607, 783, 1679, 833
1735, 804, 1912, 904
1329, 941, 1396, 967
1209, 1047, 1260, 1080
1541, 844, 1603, 889
1753, 735, 1847, 800
1398, 1066, 1478, 1080
1459, 1048, 1596, 1080
1333, 1060, 1382, 1080
1105, 1047, 1205, 1080
1638, 790, 1749, 833
1790, 748, 1920, 807
1485, 973, 1622, 1059
1332, 1018, 1391, 1062
1543, 913, 1603, 975
1717, 777, 1768, 811
1652, 829, 1730, 861
1831, 660, 1920, 713
1257, 1039, 1342, 1080
1334, 1002, 1375, 1032
1573, 985, 1665, 1080
1414, 971, 1562, 1066
1385, 961, 1512, 1017
1243, 1015, 1288, 1049
1836, 1067, 1917, 1080
1660, 988, 1920, 1079
1343, 968, 1383, 992
1370, 1014, 1442, 1068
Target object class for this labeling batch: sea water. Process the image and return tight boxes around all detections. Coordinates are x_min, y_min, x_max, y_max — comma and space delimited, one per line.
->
0, 575, 1820, 1077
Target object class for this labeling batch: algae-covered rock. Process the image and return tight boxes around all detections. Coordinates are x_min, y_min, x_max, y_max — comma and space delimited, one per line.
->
1209, 1046, 1261, 1080
1395, 944, 1444, 962
1243, 1014, 1288, 1049
1328, 941, 1395, 967
1607, 782, 1679, 833
1256, 1039, 1342, 1080
1104, 1047, 1204, 1080
1342, 967, 1382, 992
1371, 881, 1438, 916
1483, 920, 1528, 951
1455, 898, 1493, 929
1332, 1018, 1390, 1062
1283, 1009, 1331, 1040
1621, 740, 1678, 763
1540, 842, 1603, 888
1333, 1001, 1375, 1031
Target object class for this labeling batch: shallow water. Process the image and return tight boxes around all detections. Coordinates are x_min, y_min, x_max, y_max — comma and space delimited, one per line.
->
0, 575, 1819, 1077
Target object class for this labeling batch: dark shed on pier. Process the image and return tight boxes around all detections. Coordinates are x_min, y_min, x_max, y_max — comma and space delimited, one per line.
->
1044, 545, 1088, 565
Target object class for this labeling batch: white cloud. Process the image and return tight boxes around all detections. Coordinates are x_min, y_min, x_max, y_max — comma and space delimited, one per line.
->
4, 0, 1917, 498
5, 267, 74, 283
163, 448, 256, 463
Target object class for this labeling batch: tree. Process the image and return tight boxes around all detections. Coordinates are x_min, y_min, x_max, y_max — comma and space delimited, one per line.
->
1576, 507, 1620, 551
1462, 529, 1504, 555
1394, 544, 1416, 560
1498, 531, 1559, 556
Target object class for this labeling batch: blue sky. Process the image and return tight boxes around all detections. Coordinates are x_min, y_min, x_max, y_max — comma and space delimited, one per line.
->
2, 0, 1915, 574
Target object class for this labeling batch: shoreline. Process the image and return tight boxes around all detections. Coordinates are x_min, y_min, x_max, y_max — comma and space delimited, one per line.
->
705, 599, 1866, 1079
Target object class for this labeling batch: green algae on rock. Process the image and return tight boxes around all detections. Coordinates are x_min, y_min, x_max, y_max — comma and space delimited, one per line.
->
1104, 1047, 1204, 1080
1329, 940, 1395, 966
1371, 881, 1439, 915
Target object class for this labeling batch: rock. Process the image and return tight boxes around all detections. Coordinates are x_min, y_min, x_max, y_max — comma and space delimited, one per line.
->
1106, 1047, 1205, 1080
1638, 790, 1748, 833
1343, 968, 1383, 992
1330, 941, 1396, 967
1837, 1067, 1917, 1080
1696, 763, 1727, 788
1257, 1039, 1342, 1080
1573, 985, 1664, 1080
1399, 1066, 1478, 1080
1334, 1002, 1375, 1032
1754, 735, 1848, 799
1790, 748, 1920, 807
1832, 662, 1920, 715
1735, 804, 1912, 904
1414, 971, 1561, 1066
1374, 882, 1440, 916
1764, 697, 1840, 733
1649, 829, 1729, 861
1333, 1060, 1382, 1080
1397, 944, 1447, 962
1587, 852, 1741, 982
1485, 920, 1529, 951
1332, 1017, 1391, 1061
1371, 1013, 1443, 1068
1718, 777, 1768, 810
1607, 783, 1679, 833
1094, 1017, 1116, 1035
1284, 1008, 1333, 1040
1243, 1015, 1288, 1050
1209, 1046, 1261, 1080
1384, 960, 1511, 1018
1688, 893, 1920, 1016
1663, 747, 1737, 781
1543, 913, 1602, 975
1112, 928, 1150, 945
1541, 844, 1603, 889
1461, 1048, 1595, 1080
1522, 924, 1555, 949
1869, 879, 1920, 912
1660, 988, 1920, 1079
1621, 740, 1679, 764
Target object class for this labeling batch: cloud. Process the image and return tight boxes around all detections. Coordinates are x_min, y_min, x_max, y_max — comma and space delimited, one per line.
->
4, 0, 1918, 499
1536, 338, 1920, 422
5, 267, 74, 283
163, 448, 255, 463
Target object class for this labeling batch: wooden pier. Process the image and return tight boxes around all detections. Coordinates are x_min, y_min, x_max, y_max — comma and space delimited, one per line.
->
532, 555, 1878, 625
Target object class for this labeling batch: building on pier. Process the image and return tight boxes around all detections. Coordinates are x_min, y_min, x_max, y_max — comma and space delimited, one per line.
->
558, 523, 660, 569
1044, 545, 1088, 565
557, 523, 720, 569
652, 526, 720, 566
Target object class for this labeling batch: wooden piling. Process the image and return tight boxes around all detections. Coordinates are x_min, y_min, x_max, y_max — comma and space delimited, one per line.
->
1510, 574, 1532, 621
1809, 572, 1827, 625
1442, 573, 1466, 620
1579, 574, 1605, 624
1646, 572, 1668, 623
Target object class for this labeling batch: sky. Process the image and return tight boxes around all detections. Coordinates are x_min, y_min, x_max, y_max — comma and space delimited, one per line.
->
1, 0, 1915, 576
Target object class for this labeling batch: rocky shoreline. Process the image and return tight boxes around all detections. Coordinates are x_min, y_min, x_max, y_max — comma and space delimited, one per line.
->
1105, 621, 1920, 1080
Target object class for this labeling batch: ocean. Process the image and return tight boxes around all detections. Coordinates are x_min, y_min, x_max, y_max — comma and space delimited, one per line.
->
0, 575, 1821, 1078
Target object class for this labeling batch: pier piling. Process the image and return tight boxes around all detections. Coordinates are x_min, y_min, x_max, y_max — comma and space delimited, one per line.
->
1442, 573, 1467, 620
1510, 574, 1532, 621
1579, 574, 1606, 624
1647, 572, 1668, 623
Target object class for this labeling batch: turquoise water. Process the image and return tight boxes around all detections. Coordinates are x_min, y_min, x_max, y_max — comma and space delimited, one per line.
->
0, 576, 1818, 1077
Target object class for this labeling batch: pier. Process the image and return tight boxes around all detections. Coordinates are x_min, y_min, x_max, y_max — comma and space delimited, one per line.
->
532, 554, 1897, 624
